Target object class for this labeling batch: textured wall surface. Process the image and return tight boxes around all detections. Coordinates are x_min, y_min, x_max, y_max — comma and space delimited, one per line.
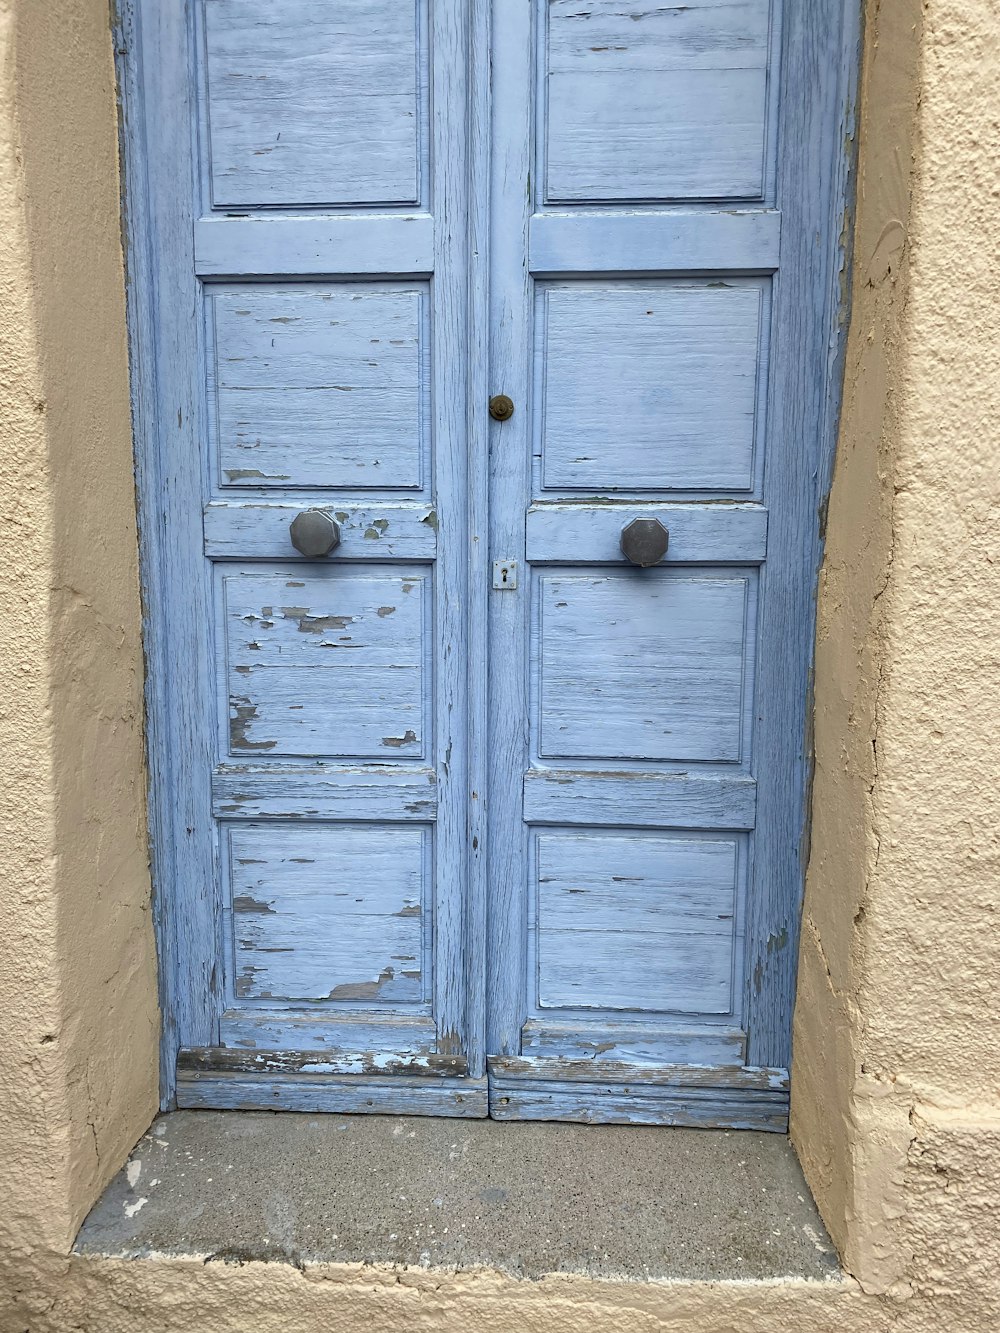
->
1, 0, 999, 1329
792, 0, 1000, 1322
0, 0, 158, 1266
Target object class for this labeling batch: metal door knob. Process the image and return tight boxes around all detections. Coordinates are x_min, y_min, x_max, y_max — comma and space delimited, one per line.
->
620, 517, 669, 567
289, 509, 341, 558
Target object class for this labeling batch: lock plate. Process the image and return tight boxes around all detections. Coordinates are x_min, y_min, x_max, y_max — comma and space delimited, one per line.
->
492, 560, 518, 590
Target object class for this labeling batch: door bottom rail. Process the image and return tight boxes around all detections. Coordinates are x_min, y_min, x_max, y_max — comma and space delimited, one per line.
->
487, 1056, 789, 1132
175, 1048, 788, 1129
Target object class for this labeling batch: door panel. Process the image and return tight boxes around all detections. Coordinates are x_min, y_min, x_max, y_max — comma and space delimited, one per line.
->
535, 571, 754, 763
208, 284, 429, 492
131, 0, 483, 1113
542, 0, 774, 202
536, 281, 767, 492
533, 831, 741, 1014
221, 568, 430, 760
484, 0, 815, 1126
202, 0, 428, 208
228, 824, 430, 1005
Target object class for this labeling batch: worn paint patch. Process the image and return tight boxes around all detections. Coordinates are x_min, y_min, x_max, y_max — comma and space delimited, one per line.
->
382, 730, 417, 748
229, 700, 277, 752
233, 895, 276, 916
279, 606, 353, 634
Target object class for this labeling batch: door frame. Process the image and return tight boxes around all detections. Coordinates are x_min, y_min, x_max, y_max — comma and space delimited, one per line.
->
114, 0, 862, 1111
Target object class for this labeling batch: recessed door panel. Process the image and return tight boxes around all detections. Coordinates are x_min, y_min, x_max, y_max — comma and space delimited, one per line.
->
537, 282, 767, 493
542, 0, 774, 202
533, 832, 740, 1014
203, 0, 427, 208
229, 824, 430, 1005
536, 571, 753, 763
209, 285, 428, 492
222, 569, 429, 760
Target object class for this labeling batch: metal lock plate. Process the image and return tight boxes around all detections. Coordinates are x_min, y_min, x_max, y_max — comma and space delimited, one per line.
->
492, 560, 518, 590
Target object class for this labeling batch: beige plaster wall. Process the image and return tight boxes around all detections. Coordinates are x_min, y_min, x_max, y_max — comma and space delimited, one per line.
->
791, 0, 1000, 1321
0, 0, 158, 1266
1, 0, 999, 1329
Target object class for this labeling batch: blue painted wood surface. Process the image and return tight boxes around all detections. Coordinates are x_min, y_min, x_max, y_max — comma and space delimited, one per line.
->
120, 0, 483, 1115
202, 0, 429, 208
542, 0, 777, 203
117, 0, 861, 1123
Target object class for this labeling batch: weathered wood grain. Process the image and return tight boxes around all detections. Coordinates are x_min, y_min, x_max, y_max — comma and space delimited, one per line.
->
207, 284, 428, 492
489, 1055, 787, 1090
533, 832, 739, 1014
526, 503, 767, 566
212, 767, 437, 822
529, 210, 781, 275
177, 1073, 489, 1117
521, 1018, 746, 1066
536, 572, 754, 763
120, 1, 226, 1105
543, 0, 774, 203
487, 1056, 788, 1130
203, 502, 439, 561
226, 824, 430, 1005
744, 0, 862, 1066
218, 1009, 438, 1055
221, 570, 428, 760
488, 1085, 788, 1131
194, 215, 434, 279
179, 1048, 465, 1077
522, 770, 757, 829
202, 0, 427, 208
537, 281, 767, 493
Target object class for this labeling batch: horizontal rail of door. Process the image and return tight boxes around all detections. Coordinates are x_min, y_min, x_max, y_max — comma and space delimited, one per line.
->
179, 1048, 467, 1079
194, 214, 435, 278
529, 211, 781, 275
177, 1070, 488, 1117
217, 1009, 439, 1058
213, 767, 437, 821
521, 1018, 747, 1067
204, 502, 439, 561
525, 503, 767, 565
486, 1057, 788, 1131
523, 770, 756, 830
489, 1056, 787, 1092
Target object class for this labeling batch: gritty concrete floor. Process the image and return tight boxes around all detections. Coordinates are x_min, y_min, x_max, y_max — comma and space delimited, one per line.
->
75, 1111, 840, 1282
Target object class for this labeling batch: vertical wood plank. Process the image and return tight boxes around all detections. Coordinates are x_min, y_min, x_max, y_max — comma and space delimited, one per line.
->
744, 0, 862, 1066
485, 0, 535, 1057
117, 0, 224, 1106
429, 0, 476, 1061
464, 0, 493, 1080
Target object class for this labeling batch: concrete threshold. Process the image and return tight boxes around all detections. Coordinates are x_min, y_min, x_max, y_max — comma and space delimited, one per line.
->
75, 1111, 841, 1283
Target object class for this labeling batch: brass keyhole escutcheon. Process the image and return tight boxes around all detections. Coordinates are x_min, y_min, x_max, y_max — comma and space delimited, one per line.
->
489, 394, 515, 422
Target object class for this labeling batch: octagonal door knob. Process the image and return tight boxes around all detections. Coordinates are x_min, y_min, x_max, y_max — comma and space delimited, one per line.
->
289, 509, 341, 558
620, 517, 669, 567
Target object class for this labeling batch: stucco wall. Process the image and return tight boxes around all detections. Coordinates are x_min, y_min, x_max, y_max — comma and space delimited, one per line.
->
1, 0, 998, 1329
0, 0, 158, 1264
791, 0, 1000, 1322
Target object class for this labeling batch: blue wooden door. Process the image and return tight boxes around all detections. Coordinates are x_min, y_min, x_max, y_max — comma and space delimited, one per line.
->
122, 0, 856, 1127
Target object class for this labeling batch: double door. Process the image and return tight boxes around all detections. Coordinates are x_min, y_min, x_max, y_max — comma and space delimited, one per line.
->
125, 0, 853, 1127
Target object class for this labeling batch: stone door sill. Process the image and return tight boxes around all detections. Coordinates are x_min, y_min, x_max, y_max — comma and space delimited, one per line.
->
75, 1110, 841, 1283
